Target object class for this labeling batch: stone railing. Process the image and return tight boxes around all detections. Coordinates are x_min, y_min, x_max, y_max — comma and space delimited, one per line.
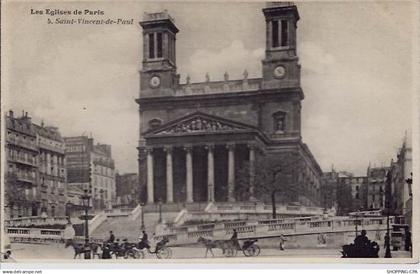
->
175, 78, 262, 97
206, 203, 328, 217
88, 211, 107, 233
104, 207, 134, 217
155, 216, 395, 246
173, 209, 188, 226
5, 216, 69, 227
5, 226, 75, 244
130, 204, 143, 221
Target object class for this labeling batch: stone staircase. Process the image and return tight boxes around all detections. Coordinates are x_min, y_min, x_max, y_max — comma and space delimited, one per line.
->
90, 211, 179, 242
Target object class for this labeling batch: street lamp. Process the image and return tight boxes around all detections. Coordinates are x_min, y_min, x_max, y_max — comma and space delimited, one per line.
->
384, 170, 392, 258
158, 199, 162, 223
354, 209, 361, 237
81, 189, 91, 259
140, 202, 145, 230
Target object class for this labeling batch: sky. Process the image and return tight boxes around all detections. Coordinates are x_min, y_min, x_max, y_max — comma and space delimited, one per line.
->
2, 1, 416, 176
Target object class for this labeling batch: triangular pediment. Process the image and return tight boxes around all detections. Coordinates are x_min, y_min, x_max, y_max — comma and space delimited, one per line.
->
146, 112, 256, 136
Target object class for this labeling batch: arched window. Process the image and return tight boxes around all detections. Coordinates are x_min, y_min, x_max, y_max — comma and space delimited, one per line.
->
272, 111, 286, 133
149, 118, 162, 130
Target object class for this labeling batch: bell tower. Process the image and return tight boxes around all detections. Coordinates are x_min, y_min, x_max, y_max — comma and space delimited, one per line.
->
262, 3, 301, 90
139, 11, 179, 97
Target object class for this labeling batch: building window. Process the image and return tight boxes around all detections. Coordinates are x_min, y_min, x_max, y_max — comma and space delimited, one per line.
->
148, 32, 163, 59
157, 33, 163, 58
272, 20, 279, 48
273, 111, 286, 133
281, 20, 288, 46
149, 118, 162, 130
148, 33, 155, 59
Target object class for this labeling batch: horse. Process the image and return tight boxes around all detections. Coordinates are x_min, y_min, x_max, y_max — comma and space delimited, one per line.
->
197, 237, 235, 258
64, 239, 101, 259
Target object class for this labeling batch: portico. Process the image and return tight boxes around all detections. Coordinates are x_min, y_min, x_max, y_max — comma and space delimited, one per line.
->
141, 112, 261, 204
143, 142, 257, 204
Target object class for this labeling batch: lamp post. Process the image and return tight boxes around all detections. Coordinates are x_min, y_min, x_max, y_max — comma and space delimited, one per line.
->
384, 170, 392, 258
140, 202, 145, 230
354, 209, 360, 237
81, 189, 91, 259
158, 199, 162, 223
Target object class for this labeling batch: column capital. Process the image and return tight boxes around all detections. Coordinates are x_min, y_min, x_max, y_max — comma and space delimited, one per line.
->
144, 147, 154, 154
226, 143, 236, 151
247, 142, 257, 150
163, 146, 173, 153
204, 144, 215, 151
183, 145, 193, 153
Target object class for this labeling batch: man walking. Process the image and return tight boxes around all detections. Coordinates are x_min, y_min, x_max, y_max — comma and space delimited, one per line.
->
279, 234, 286, 250
138, 230, 149, 250
108, 231, 115, 243
231, 229, 240, 250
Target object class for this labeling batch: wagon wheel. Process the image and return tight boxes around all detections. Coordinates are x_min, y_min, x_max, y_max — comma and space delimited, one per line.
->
156, 247, 172, 259
134, 250, 145, 259
243, 244, 260, 257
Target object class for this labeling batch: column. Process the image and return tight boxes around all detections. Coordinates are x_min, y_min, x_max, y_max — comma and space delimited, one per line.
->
146, 148, 154, 203
248, 144, 256, 201
165, 146, 174, 203
206, 144, 215, 202
185, 146, 193, 203
227, 143, 235, 202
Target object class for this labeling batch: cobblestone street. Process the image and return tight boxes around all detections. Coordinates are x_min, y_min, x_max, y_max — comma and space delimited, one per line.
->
7, 243, 411, 262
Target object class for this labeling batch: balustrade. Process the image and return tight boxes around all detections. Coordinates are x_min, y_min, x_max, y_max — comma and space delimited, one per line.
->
187, 230, 213, 239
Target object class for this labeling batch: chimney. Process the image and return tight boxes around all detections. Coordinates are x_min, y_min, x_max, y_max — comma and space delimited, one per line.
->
8, 110, 14, 118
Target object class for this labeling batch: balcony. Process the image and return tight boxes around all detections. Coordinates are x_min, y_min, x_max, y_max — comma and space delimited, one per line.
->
93, 158, 115, 169
16, 173, 36, 184
7, 137, 38, 151
38, 142, 65, 154
8, 155, 37, 167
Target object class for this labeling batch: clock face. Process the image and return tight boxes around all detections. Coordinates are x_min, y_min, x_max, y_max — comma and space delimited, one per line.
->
149, 76, 161, 88
273, 66, 286, 78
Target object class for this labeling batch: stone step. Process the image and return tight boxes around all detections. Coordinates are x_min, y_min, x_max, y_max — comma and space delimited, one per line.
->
90, 211, 179, 242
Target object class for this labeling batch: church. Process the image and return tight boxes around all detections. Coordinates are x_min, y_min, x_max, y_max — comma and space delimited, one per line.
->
136, 3, 323, 206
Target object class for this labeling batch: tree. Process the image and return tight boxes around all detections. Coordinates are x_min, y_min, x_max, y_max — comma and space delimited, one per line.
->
320, 180, 336, 210
336, 180, 353, 215
4, 173, 28, 217
236, 152, 304, 218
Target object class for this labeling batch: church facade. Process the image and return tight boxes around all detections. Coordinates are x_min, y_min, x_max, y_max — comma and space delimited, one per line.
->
136, 3, 323, 206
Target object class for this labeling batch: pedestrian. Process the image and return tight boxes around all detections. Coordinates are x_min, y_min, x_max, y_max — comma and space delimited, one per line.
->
279, 234, 286, 250
231, 229, 240, 250
108, 230, 115, 243
138, 230, 149, 250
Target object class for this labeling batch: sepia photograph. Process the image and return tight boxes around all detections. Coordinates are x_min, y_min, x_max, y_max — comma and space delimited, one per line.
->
0, 0, 418, 266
